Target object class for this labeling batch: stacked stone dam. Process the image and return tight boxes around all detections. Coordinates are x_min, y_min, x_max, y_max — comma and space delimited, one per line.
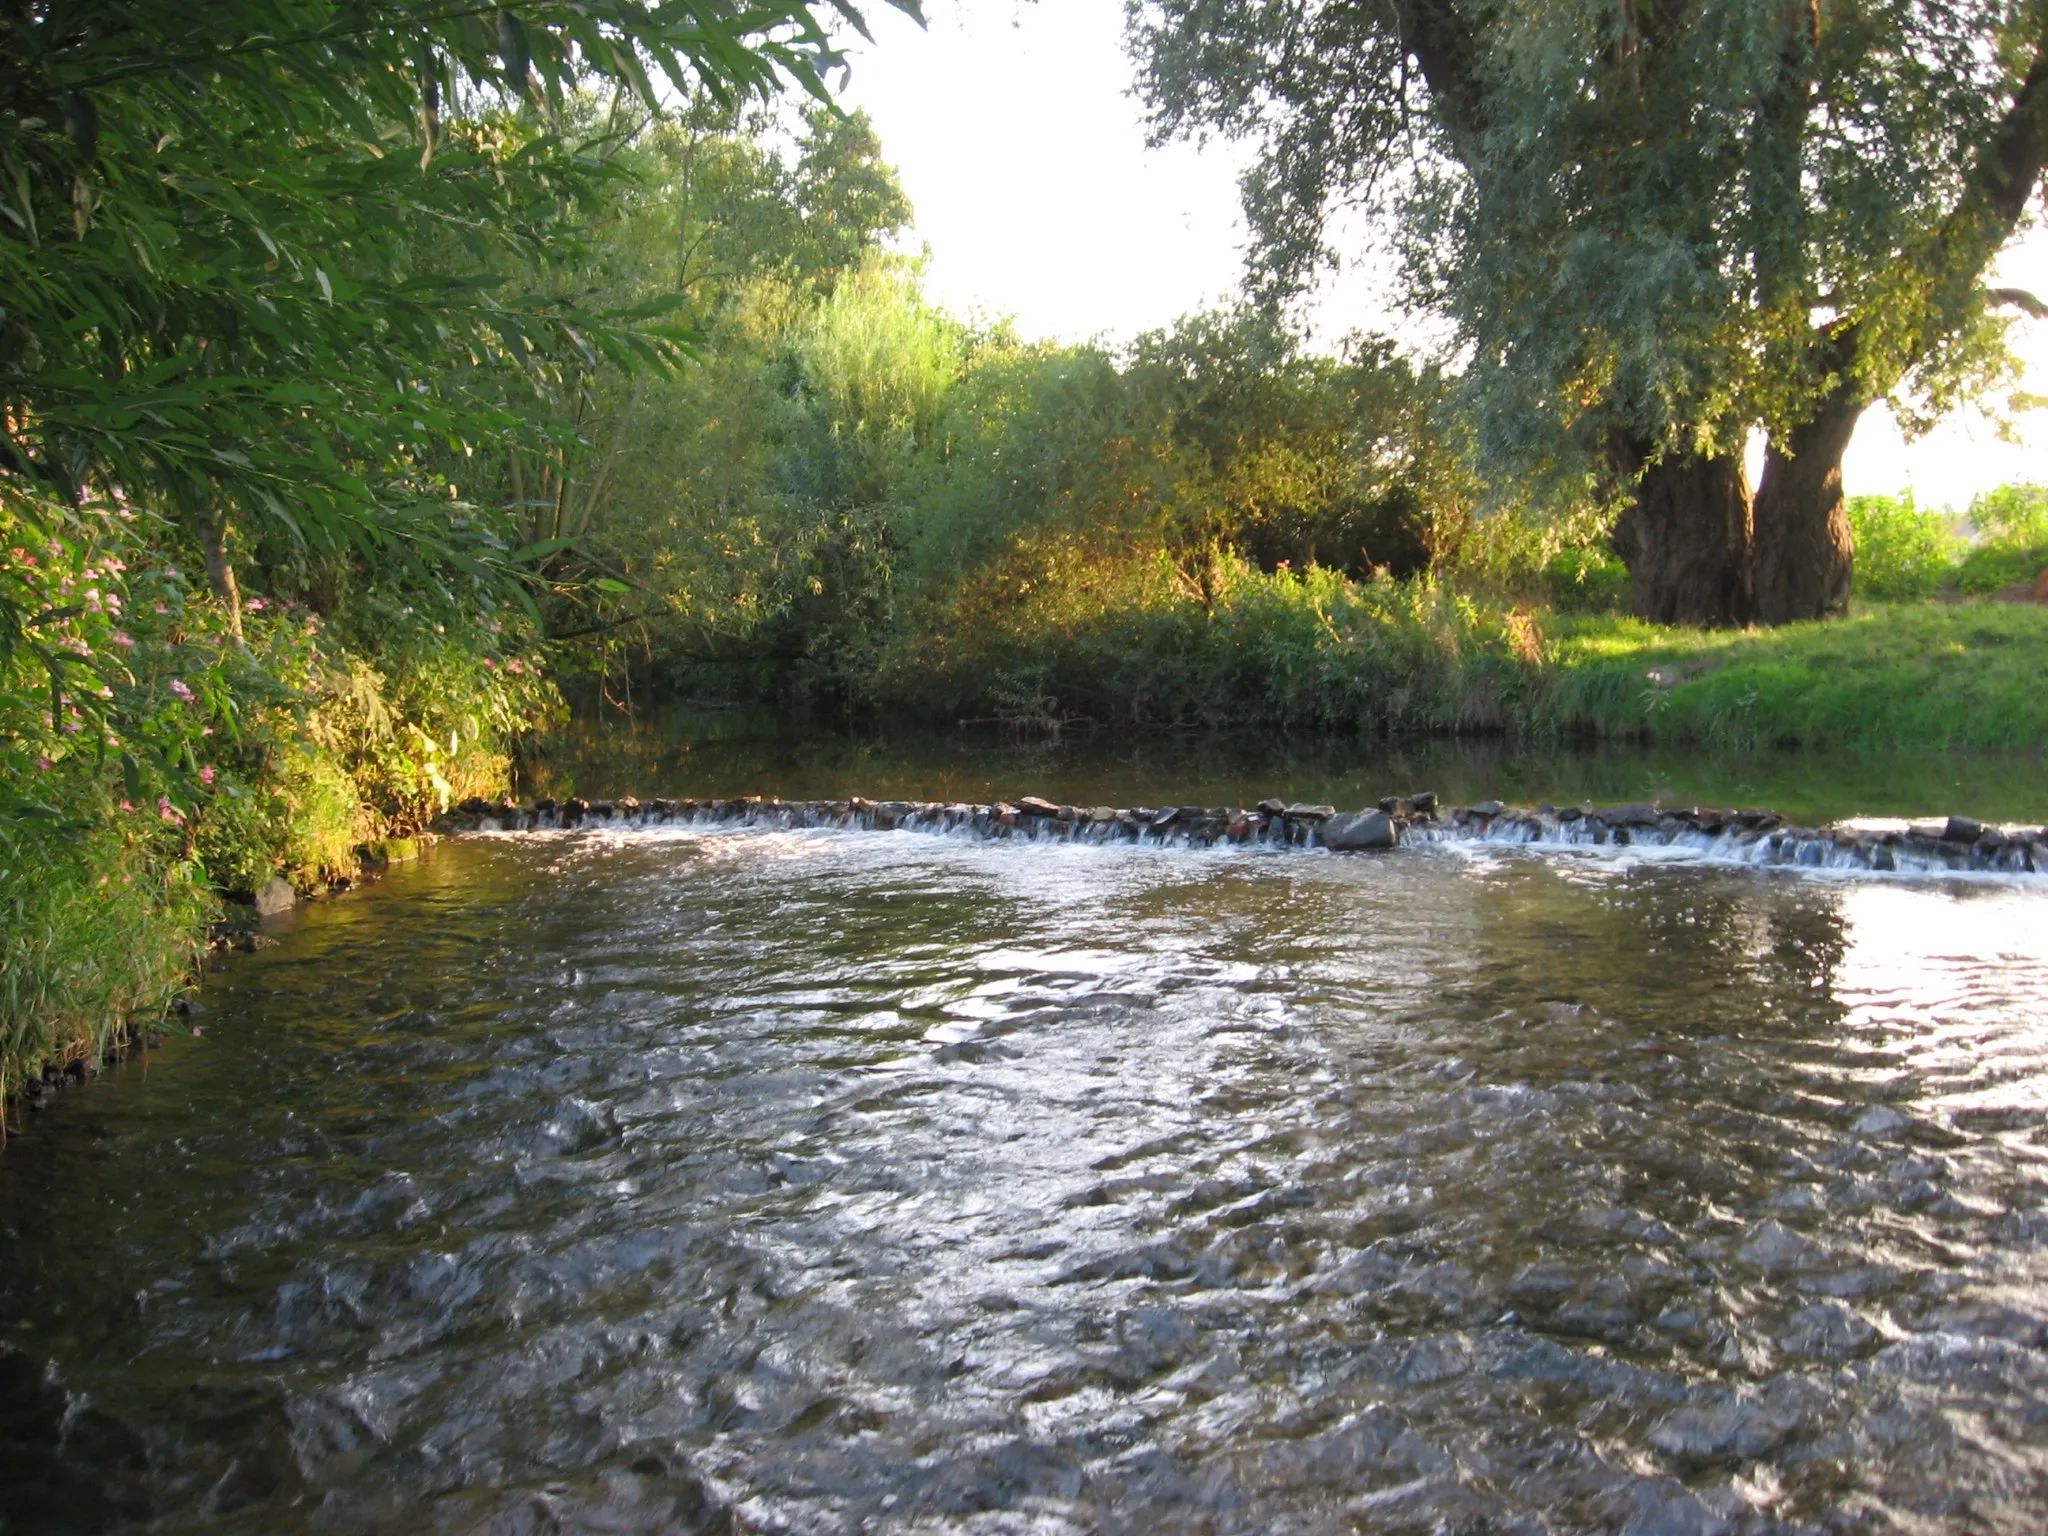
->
437, 793, 2048, 878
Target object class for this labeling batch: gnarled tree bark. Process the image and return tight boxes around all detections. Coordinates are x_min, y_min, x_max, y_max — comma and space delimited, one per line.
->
1609, 440, 1755, 627
1753, 378, 1861, 624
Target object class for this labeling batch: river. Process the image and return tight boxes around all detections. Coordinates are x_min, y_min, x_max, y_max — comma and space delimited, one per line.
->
3, 729, 2047, 1533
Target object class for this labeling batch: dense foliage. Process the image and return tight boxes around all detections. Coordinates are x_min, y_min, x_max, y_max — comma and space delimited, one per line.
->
0, 0, 914, 1107
1127, 1, 2048, 625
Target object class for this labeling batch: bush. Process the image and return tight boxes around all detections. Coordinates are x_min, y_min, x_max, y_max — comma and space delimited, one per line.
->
1544, 546, 1631, 613
1846, 493, 1958, 600
1955, 483, 2048, 594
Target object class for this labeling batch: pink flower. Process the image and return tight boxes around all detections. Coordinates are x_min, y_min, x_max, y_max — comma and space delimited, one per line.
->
201, 726, 213, 736
199, 765, 215, 786
481, 657, 497, 668
154, 603, 170, 615
111, 630, 134, 648
120, 799, 135, 812
35, 757, 51, 772
168, 679, 195, 700
157, 797, 183, 824
245, 597, 266, 612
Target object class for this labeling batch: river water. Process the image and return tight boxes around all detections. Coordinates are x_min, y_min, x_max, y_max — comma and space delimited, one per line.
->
5, 735, 2048, 1534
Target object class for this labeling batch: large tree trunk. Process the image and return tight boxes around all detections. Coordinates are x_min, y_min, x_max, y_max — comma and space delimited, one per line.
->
1752, 389, 1862, 623
1610, 446, 1755, 627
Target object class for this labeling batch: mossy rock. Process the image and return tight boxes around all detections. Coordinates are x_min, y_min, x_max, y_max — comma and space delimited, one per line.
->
360, 837, 421, 870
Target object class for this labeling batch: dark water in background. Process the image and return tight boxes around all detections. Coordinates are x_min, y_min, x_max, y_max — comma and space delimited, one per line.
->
521, 709, 2048, 826
5, 727, 2048, 1533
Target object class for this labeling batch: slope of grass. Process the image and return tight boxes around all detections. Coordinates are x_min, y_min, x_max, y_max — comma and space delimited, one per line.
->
1546, 603, 2048, 751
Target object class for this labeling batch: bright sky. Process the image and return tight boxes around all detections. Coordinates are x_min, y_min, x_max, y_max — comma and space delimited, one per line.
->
838, 0, 2048, 510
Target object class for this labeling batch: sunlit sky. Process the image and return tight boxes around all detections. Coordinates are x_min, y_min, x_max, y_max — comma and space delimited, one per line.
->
836, 0, 2048, 510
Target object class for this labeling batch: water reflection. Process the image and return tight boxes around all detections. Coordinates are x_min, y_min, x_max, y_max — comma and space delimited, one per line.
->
1, 830, 2046, 1532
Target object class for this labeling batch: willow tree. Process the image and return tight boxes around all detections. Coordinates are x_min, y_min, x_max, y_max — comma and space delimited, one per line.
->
0, 0, 919, 645
1131, 1, 2048, 625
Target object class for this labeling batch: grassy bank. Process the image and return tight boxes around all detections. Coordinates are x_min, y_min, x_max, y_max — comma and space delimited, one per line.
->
863, 550, 2048, 754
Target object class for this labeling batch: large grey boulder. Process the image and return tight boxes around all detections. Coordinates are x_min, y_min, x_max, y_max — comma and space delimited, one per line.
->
1322, 810, 1398, 852
253, 877, 296, 916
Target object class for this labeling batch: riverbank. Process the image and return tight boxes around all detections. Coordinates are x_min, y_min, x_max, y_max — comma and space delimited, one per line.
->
8, 552, 2045, 1126
862, 561, 2048, 753
0, 508, 559, 1123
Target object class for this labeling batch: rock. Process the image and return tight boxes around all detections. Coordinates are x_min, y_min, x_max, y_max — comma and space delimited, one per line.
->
1557, 806, 1584, 823
1408, 791, 1437, 815
1255, 797, 1288, 816
1469, 799, 1506, 817
1377, 795, 1402, 814
1016, 796, 1058, 817
1593, 802, 1661, 827
253, 877, 296, 916
1284, 803, 1336, 821
1322, 809, 1399, 851
1087, 805, 1117, 822
1942, 816, 1983, 843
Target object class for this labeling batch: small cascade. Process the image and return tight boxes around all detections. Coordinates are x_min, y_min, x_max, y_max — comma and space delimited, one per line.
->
436, 792, 2048, 879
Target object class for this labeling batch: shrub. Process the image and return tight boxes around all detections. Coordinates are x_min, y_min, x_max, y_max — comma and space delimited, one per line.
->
1955, 483, 2048, 594
1544, 545, 1632, 613
1846, 492, 1958, 601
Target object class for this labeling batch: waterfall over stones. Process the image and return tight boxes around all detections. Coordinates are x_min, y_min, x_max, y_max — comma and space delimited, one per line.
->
435, 795, 2048, 878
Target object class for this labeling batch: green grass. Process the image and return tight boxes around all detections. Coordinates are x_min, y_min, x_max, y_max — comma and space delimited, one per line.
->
1545, 602, 2048, 751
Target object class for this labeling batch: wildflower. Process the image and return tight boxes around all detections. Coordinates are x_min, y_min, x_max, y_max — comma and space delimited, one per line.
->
111, 630, 135, 648
97, 686, 112, 699
245, 597, 266, 612
200, 764, 215, 786
506, 658, 525, 674
36, 757, 51, 771
120, 800, 135, 812
157, 797, 183, 824
168, 679, 195, 700
105, 734, 119, 747
201, 726, 213, 736
482, 656, 497, 668
165, 568, 182, 580
155, 603, 170, 614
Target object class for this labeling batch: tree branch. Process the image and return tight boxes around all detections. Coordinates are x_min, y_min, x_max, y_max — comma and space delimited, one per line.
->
1991, 285, 2048, 319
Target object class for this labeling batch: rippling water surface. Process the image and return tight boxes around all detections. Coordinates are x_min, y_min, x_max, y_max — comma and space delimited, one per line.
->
6, 821, 2048, 1533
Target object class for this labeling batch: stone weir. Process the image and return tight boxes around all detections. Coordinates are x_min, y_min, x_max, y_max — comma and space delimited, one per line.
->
436, 794, 2048, 879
